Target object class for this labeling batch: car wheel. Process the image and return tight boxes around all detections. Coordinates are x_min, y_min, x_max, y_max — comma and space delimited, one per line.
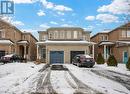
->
77, 63, 81, 67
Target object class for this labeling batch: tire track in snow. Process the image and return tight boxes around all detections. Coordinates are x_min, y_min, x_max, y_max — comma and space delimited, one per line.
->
91, 69, 130, 91
65, 68, 102, 94
33, 67, 57, 94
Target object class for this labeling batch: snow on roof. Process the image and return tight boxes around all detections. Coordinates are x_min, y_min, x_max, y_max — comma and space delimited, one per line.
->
100, 30, 110, 33
0, 40, 13, 45
36, 40, 96, 45
116, 41, 130, 44
99, 41, 115, 45
17, 40, 28, 44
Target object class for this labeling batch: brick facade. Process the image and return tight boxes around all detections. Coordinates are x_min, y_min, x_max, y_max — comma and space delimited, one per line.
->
91, 22, 130, 63
0, 19, 37, 61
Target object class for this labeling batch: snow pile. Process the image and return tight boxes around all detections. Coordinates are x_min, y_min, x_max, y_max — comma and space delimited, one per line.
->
95, 63, 130, 75
0, 62, 44, 94
65, 64, 130, 94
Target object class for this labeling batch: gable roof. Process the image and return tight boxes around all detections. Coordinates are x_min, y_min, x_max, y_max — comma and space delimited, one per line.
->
91, 31, 109, 39
0, 19, 22, 34
38, 27, 91, 33
23, 32, 38, 42
91, 22, 130, 39
0, 19, 37, 42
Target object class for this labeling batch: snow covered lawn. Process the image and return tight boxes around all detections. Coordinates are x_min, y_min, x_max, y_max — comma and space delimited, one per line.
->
0, 62, 44, 94
0, 63, 130, 94
95, 63, 130, 75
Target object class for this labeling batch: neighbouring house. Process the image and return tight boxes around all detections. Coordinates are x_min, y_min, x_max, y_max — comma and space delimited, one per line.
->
91, 22, 130, 63
0, 19, 37, 61
36, 27, 95, 64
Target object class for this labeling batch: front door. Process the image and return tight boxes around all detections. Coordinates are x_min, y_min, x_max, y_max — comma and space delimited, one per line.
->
0, 50, 5, 58
123, 51, 128, 64
50, 51, 64, 64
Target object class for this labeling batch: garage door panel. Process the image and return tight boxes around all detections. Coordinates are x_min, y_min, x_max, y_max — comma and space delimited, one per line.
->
70, 51, 85, 63
50, 51, 64, 64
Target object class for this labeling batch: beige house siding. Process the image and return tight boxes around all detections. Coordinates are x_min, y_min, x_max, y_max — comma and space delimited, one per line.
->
46, 45, 89, 64
37, 27, 93, 64
38, 28, 90, 41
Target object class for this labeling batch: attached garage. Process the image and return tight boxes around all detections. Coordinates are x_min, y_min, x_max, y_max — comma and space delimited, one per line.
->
70, 51, 85, 63
50, 51, 64, 64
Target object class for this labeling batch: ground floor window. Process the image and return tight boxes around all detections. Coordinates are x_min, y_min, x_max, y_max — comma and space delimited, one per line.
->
41, 48, 46, 59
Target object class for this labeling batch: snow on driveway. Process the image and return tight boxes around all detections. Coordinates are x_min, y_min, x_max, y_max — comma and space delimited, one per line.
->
1, 63, 130, 94
50, 71, 76, 94
0, 62, 44, 94
65, 64, 130, 94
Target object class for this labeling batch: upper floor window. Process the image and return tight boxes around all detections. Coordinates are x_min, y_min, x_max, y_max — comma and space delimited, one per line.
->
23, 35, 25, 40
42, 35, 47, 40
49, 33, 52, 39
101, 35, 108, 41
54, 31, 58, 39
60, 31, 64, 39
74, 31, 78, 39
14, 31, 16, 39
122, 30, 126, 37
67, 31, 71, 39
101, 36, 103, 40
104, 36, 108, 40
0, 30, 5, 38
127, 30, 130, 37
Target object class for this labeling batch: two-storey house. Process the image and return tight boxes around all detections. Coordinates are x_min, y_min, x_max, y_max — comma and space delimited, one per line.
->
91, 22, 130, 63
0, 19, 37, 61
36, 27, 95, 64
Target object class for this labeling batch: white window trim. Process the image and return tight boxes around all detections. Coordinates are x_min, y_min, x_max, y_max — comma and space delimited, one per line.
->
122, 30, 126, 37
0, 30, 5, 38
127, 30, 130, 37
67, 31, 71, 39
74, 31, 78, 39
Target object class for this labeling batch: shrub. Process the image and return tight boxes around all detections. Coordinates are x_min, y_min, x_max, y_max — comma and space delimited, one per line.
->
107, 55, 118, 66
96, 53, 105, 64
126, 57, 130, 70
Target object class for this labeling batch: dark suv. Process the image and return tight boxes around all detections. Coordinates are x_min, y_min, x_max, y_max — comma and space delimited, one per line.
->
0, 54, 25, 63
72, 54, 95, 67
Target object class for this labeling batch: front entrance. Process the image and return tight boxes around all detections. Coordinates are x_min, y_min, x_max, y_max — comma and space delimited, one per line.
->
19, 46, 24, 57
50, 51, 64, 64
0, 50, 5, 58
123, 51, 128, 64
70, 51, 85, 63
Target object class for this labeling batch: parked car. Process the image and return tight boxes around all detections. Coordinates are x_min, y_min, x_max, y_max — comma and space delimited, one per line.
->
72, 54, 95, 67
0, 54, 25, 63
